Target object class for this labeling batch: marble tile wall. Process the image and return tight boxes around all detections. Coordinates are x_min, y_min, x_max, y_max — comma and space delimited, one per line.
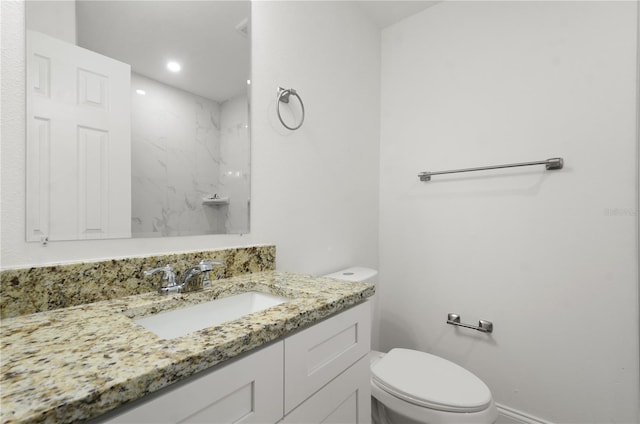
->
131, 73, 226, 237
220, 94, 251, 233
0, 245, 275, 319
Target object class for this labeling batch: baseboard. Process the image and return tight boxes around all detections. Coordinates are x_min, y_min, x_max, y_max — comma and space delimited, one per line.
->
496, 403, 554, 424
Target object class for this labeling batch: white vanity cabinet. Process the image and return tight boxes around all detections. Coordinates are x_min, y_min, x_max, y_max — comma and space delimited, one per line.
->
283, 300, 371, 423
282, 355, 370, 424
101, 341, 284, 424
99, 301, 371, 424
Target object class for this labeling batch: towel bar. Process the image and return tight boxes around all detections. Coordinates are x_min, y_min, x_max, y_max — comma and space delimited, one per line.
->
446, 313, 493, 333
419, 157, 563, 182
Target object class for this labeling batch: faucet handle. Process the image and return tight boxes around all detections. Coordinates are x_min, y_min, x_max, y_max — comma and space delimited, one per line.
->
198, 260, 223, 271
144, 265, 178, 294
198, 261, 214, 272
198, 260, 224, 289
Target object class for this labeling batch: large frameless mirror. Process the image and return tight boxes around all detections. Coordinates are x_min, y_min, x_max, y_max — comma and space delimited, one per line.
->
25, 1, 251, 241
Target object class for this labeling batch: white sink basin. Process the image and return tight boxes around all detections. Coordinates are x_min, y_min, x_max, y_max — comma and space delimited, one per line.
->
134, 291, 290, 339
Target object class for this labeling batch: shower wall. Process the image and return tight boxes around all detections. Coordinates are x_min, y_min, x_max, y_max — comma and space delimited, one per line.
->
219, 94, 251, 234
131, 73, 226, 237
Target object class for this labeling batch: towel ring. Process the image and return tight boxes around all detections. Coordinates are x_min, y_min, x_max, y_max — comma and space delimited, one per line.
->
277, 87, 305, 130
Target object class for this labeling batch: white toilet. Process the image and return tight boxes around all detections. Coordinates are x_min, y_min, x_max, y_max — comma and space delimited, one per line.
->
324, 267, 498, 424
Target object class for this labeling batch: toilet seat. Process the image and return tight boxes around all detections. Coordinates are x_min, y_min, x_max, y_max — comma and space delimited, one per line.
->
371, 348, 492, 413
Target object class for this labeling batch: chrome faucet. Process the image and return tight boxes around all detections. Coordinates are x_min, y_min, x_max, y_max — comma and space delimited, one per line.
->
144, 261, 224, 295
144, 265, 181, 294
182, 260, 223, 291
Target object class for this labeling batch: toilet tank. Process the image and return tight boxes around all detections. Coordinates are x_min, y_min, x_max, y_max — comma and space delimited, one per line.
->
323, 267, 378, 285
324, 267, 380, 351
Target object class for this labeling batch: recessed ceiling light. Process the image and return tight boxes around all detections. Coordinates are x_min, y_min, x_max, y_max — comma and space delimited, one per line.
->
247, 79, 251, 85
135, 89, 146, 95
167, 61, 181, 72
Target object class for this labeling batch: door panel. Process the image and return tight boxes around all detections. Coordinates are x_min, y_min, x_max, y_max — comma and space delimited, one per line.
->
26, 30, 131, 241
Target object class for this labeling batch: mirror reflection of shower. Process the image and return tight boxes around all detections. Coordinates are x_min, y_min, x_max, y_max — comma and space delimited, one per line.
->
130, 74, 250, 237
25, 1, 251, 241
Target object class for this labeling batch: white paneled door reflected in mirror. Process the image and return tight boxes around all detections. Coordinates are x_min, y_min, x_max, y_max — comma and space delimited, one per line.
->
25, 1, 251, 241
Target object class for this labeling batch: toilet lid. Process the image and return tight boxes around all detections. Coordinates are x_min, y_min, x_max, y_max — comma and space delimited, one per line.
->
371, 348, 492, 413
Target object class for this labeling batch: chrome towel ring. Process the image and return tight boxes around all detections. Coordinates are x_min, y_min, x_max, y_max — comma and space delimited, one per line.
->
277, 87, 305, 130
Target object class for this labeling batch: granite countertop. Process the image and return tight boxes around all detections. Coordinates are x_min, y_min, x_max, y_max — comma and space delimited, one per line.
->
0, 271, 374, 424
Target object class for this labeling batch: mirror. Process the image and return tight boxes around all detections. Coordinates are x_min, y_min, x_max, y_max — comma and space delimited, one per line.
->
25, 1, 251, 241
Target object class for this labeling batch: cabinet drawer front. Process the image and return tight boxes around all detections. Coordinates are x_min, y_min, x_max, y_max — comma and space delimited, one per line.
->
101, 341, 284, 424
283, 355, 371, 424
284, 301, 371, 413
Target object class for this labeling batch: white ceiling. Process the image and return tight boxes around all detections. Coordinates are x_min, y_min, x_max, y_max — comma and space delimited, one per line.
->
74, 1, 439, 103
76, 1, 250, 103
356, 1, 441, 28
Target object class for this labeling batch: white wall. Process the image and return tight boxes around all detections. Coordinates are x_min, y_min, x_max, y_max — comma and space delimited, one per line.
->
1, 0, 380, 274
25, 0, 76, 44
379, 2, 639, 423
250, 1, 380, 274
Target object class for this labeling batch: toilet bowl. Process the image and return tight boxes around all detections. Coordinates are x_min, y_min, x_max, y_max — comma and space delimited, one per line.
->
324, 267, 498, 424
369, 349, 497, 424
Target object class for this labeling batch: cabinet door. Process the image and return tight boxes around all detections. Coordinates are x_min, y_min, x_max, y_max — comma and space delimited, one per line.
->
284, 301, 371, 413
100, 341, 283, 424
283, 355, 371, 424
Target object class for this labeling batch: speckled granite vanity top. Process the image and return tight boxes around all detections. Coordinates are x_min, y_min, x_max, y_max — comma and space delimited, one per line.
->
0, 271, 374, 424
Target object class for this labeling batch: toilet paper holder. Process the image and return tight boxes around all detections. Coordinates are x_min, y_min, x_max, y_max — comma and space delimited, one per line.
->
447, 313, 493, 333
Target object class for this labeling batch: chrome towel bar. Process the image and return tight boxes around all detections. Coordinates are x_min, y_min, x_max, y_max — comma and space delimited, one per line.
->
446, 313, 493, 333
418, 157, 563, 182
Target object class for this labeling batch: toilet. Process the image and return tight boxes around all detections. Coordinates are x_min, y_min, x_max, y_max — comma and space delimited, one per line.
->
324, 267, 498, 424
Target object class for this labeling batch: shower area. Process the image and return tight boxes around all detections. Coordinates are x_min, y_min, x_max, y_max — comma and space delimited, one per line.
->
130, 73, 250, 237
